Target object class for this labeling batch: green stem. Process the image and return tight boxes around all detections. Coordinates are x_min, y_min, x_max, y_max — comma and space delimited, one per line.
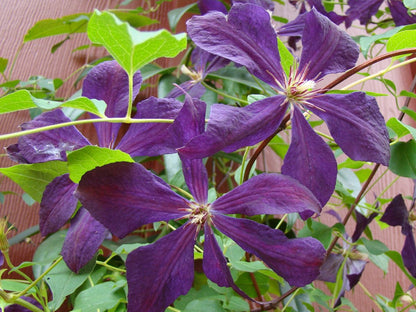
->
0, 117, 174, 141
281, 288, 300, 312
126, 73, 134, 120
341, 57, 416, 90
240, 147, 250, 185
14, 256, 63, 299
3, 249, 32, 282
96, 261, 126, 273
201, 81, 249, 105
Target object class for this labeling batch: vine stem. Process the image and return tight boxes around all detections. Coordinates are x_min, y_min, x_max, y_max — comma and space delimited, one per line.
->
0, 117, 174, 141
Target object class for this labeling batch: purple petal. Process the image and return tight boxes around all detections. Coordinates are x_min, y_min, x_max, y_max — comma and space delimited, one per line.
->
82, 60, 142, 148
306, 0, 345, 25
388, 0, 416, 26
282, 106, 337, 207
233, 0, 275, 11
310, 93, 390, 166
203, 223, 253, 300
61, 208, 109, 272
116, 97, 184, 157
0, 251, 3, 267
212, 214, 325, 286
211, 173, 321, 216
345, 0, 383, 27
380, 194, 409, 228
198, 0, 227, 14
346, 258, 367, 289
180, 96, 289, 158
318, 253, 343, 283
187, 4, 284, 87
6, 110, 90, 163
402, 230, 416, 278
126, 223, 196, 312
40, 174, 78, 236
299, 9, 359, 80
180, 157, 209, 204
76, 162, 188, 238
351, 211, 377, 243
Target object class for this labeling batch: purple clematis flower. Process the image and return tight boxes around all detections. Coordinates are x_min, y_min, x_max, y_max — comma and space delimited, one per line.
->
345, 0, 416, 28
197, 0, 274, 14
75, 92, 326, 312
181, 4, 390, 207
6, 61, 186, 272
289, 0, 344, 25
380, 190, 416, 278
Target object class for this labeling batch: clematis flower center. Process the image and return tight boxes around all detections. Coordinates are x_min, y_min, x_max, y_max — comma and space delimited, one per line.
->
185, 202, 211, 226
181, 65, 203, 84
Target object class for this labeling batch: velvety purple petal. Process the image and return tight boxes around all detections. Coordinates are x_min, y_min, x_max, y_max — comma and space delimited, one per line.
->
180, 157, 208, 204
345, 0, 383, 27
115, 97, 184, 157
0, 251, 3, 267
402, 231, 416, 278
61, 208, 109, 272
203, 223, 254, 300
187, 4, 284, 88
126, 223, 196, 312
309, 93, 390, 166
380, 194, 409, 228
180, 96, 289, 158
282, 106, 337, 207
213, 214, 325, 286
198, 0, 227, 14
82, 60, 142, 148
6, 110, 90, 163
40, 174, 78, 236
351, 211, 377, 243
277, 13, 306, 37
318, 253, 343, 283
388, 0, 416, 26
299, 9, 359, 80
76, 162, 188, 238
346, 258, 367, 289
233, 0, 275, 11
211, 173, 321, 216
306, 0, 345, 25
5, 296, 43, 312
167, 81, 207, 99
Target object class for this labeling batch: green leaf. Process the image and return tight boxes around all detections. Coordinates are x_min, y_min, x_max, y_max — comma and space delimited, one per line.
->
386, 251, 416, 285
404, 0, 416, 9
235, 272, 269, 297
401, 106, 416, 121
359, 27, 404, 58
46, 257, 96, 311
278, 38, 294, 76
223, 296, 250, 312
67, 146, 134, 183
231, 260, 269, 273
87, 10, 187, 75
389, 140, 416, 178
168, 3, 198, 32
73, 282, 124, 312
184, 299, 223, 312
24, 11, 157, 42
387, 117, 416, 139
32, 230, 67, 279
360, 238, 389, 255
0, 161, 68, 202
0, 57, 8, 73
0, 90, 107, 116
24, 13, 90, 42
386, 29, 416, 55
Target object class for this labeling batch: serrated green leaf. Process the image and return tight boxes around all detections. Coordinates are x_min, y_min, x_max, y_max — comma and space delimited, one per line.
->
87, 10, 187, 75
46, 257, 96, 311
67, 146, 134, 183
387, 117, 416, 139
278, 38, 294, 76
168, 3, 198, 32
389, 140, 416, 178
73, 282, 123, 312
0, 161, 68, 202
